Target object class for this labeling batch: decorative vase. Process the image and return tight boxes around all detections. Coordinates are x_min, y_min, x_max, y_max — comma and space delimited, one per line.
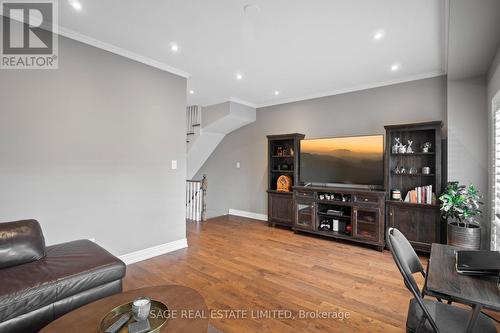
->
447, 219, 481, 250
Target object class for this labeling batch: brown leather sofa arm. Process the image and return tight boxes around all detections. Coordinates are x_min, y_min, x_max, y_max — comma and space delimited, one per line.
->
0, 219, 46, 269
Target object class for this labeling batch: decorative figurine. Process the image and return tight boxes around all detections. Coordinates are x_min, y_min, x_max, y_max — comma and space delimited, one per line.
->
392, 138, 402, 153
406, 140, 413, 153
409, 167, 418, 174
422, 142, 432, 153
391, 189, 402, 201
422, 166, 431, 175
400, 166, 406, 174
394, 166, 401, 174
398, 145, 407, 154
277, 175, 292, 192
319, 220, 331, 231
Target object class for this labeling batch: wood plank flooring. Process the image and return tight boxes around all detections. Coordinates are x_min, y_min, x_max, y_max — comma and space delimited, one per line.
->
123, 215, 425, 333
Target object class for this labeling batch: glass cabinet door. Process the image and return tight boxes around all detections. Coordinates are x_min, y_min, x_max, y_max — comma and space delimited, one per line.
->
353, 207, 380, 242
295, 201, 315, 230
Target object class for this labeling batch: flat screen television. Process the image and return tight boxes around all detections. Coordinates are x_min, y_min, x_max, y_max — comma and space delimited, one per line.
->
300, 135, 384, 189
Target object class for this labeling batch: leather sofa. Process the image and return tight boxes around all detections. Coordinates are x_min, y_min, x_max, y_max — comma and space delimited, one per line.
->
0, 219, 126, 332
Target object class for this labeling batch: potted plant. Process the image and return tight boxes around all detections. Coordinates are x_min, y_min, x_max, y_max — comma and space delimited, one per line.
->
439, 181, 483, 250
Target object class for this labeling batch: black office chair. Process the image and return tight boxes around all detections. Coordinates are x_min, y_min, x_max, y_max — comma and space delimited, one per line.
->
387, 228, 497, 333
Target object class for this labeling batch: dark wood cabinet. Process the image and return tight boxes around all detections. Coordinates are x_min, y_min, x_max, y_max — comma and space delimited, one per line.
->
387, 202, 442, 252
267, 133, 305, 227
384, 121, 444, 252
294, 200, 315, 231
292, 186, 386, 251
268, 192, 293, 226
353, 206, 383, 243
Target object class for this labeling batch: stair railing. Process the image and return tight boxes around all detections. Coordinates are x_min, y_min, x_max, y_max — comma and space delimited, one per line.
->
186, 105, 201, 143
186, 175, 207, 222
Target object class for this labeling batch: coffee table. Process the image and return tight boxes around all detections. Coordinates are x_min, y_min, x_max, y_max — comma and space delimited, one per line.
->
40, 285, 212, 333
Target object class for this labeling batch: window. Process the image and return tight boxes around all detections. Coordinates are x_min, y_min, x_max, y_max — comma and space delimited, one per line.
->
493, 97, 500, 250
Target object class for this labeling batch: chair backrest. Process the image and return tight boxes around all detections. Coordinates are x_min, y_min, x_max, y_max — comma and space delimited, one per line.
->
390, 228, 425, 276
387, 228, 440, 333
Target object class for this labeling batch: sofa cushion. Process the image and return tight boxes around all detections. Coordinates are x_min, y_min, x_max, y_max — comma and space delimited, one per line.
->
0, 220, 46, 269
0, 239, 125, 322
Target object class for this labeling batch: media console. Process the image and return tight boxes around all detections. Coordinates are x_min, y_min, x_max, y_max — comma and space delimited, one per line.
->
292, 186, 386, 251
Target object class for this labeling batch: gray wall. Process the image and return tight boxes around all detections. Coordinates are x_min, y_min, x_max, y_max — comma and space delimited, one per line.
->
447, 76, 489, 247
197, 76, 446, 218
0, 36, 187, 256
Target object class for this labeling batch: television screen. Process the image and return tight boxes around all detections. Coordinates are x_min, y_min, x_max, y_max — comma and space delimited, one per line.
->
300, 135, 384, 187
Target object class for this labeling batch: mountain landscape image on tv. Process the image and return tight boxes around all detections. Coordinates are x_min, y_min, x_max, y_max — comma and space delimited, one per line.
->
300, 135, 384, 187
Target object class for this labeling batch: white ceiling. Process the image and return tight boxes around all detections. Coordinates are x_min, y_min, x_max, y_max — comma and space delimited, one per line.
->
58, 0, 446, 107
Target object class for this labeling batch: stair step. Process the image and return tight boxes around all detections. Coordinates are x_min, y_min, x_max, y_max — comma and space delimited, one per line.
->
186, 132, 195, 135
192, 123, 201, 127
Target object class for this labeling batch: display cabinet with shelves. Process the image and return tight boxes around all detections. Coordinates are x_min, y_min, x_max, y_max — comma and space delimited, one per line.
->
384, 121, 444, 252
267, 133, 305, 227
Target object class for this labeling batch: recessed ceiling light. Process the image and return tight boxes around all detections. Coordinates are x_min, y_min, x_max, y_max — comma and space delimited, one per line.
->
68, 0, 82, 11
391, 63, 401, 71
236, 73, 243, 80
373, 29, 385, 41
274, 90, 280, 96
189, 90, 195, 95
170, 43, 179, 53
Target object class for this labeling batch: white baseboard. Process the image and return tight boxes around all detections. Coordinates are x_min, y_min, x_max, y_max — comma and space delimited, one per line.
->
119, 238, 188, 265
228, 209, 268, 221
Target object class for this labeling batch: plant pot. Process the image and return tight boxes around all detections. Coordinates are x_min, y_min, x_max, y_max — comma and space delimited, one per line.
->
447, 221, 481, 250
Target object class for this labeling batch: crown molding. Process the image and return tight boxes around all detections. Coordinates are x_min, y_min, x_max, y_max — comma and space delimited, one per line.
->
58, 26, 191, 78
256, 71, 446, 108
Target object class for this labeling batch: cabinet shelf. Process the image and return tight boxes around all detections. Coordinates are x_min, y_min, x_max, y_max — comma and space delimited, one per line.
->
315, 230, 352, 239
391, 152, 435, 156
357, 219, 376, 225
317, 199, 352, 206
391, 172, 435, 177
272, 155, 294, 158
317, 212, 351, 219
271, 170, 294, 173
386, 200, 439, 208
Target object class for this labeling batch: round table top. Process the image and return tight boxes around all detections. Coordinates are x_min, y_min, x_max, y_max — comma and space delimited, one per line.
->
40, 285, 209, 333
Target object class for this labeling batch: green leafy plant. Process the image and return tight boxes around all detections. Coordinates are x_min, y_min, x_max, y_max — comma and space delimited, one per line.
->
439, 181, 483, 227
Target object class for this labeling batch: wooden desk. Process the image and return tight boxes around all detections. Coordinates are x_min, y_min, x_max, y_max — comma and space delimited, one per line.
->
425, 243, 500, 332
40, 285, 211, 333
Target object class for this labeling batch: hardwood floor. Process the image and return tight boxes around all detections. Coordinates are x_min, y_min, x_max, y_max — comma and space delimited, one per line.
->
123, 215, 424, 333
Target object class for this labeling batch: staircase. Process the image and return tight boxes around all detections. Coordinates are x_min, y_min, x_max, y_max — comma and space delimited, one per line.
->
186, 101, 256, 179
